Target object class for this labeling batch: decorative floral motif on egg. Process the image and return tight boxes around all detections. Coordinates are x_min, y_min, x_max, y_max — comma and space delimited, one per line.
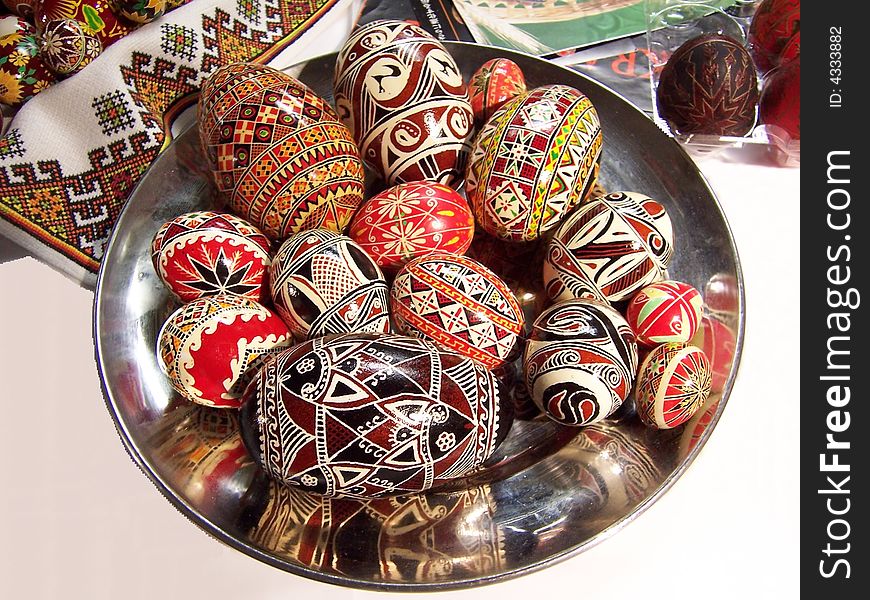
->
40, 18, 103, 76
151, 211, 272, 303
157, 294, 294, 409
465, 84, 602, 242
333, 19, 475, 186
36, 0, 134, 48
635, 342, 712, 430
348, 181, 474, 274
626, 280, 703, 347
0, 16, 56, 106
111, 0, 166, 24
544, 191, 674, 303
198, 63, 365, 240
469, 57, 527, 124
524, 299, 638, 426
238, 332, 512, 498
391, 252, 524, 369
269, 229, 390, 340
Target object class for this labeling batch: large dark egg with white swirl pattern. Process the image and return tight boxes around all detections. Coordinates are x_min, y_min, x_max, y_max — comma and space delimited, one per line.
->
543, 191, 674, 303
238, 333, 512, 498
523, 299, 638, 426
333, 19, 474, 186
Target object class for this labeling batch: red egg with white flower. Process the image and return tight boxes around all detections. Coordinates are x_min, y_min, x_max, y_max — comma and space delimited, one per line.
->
151, 211, 272, 303
348, 181, 475, 274
157, 294, 294, 408
626, 280, 703, 347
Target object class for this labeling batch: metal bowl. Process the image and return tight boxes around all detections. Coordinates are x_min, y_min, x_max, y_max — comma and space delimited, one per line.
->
94, 42, 744, 591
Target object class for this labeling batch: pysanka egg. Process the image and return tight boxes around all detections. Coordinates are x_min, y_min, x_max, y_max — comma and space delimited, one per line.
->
157, 294, 294, 408
198, 63, 366, 240
635, 342, 712, 429
238, 333, 512, 498
151, 211, 272, 303
348, 181, 475, 274
391, 252, 524, 369
759, 57, 800, 141
333, 19, 475, 186
269, 229, 390, 340
111, 0, 166, 24
544, 191, 674, 303
656, 33, 759, 136
625, 280, 703, 347
465, 84, 602, 242
39, 18, 102, 76
469, 57, 527, 124
748, 0, 800, 73
524, 299, 638, 426
0, 16, 56, 106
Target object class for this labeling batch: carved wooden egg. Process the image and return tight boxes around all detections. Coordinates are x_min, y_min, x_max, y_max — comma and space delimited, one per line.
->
348, 181, 475, 274
238, 332, 512, 498
0, 16, 56, 106
759, 57, 800, 141
544, 191, 674, 303
656, 33, 759, 136
198, 63, 366, 240
748, 0, 800, 74
466, 84, 602, 242
269, 229, 390, 340
524, 299, 638, 426
635, 342, 712, 429
391, 252, 524, 369
626, 280, 703, 348
333, 19, 475, 186
469, 57, 527, 124
151, 211, 272, 303
157, 294, 294, 408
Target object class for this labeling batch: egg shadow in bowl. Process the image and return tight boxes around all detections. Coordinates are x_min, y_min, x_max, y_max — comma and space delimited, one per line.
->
94, 42, 744, 591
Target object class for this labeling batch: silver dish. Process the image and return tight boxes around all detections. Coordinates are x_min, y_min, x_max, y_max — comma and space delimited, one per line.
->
94, 42, 744, 591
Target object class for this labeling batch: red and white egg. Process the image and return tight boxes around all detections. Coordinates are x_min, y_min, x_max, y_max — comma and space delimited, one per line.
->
625, 280, 703, 347
348, 181, 474, 274
635, 342, 712, 429
469, 57, 527, 124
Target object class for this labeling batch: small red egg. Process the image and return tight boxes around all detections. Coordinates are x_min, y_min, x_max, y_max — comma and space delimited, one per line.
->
157, 294, 294, 408
656, 33, 759, 136
748, 0, 800, 73
469, 58, 527, 124
759, 57, 800, 140
635, 342, 712, 429
151, 211, 272, 303
626, 280, 703, 347
348, 181, 474, 275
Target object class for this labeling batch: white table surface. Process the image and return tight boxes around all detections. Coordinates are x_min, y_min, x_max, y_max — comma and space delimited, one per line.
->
0, 151, 799, 598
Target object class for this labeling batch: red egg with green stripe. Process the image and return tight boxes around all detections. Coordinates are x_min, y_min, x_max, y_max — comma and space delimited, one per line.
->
391, 252, 524, 369
626, 280, 703, 347
635, 342, 712, 430
349, 181, 475, 274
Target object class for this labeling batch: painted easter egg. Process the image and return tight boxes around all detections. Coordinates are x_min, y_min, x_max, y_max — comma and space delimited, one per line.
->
157, 294, 294, 408
0, 16, 56, 106
469, 57, 527, 124
544, 191, 674, 303
524, 299, 638, 426
391, 252, 524, 369
626, 280, 703, 348
465, 84, 602, 242
111, 0, 166, 24
198, 62, 365, 240
269, 229, 390, 340
656, 33, 759, 136
690, 313, 736, 393
348, 181, 474, 274
36, 0, 134, 48
748, 0, 800, 73
759, 57, 800, 141
333, 19, 474, 186
40, 18, 103, 76
635, 342, 712, 429
238, 332, 512, 498
150, 211, 272, 303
